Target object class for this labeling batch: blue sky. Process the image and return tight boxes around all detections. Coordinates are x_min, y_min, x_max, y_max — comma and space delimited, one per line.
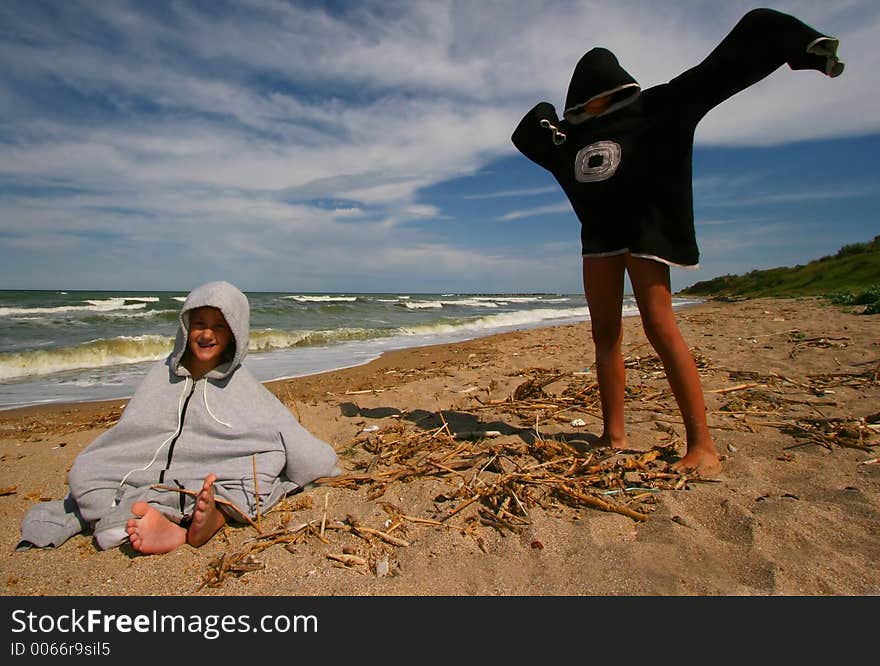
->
1, 0, 878, 294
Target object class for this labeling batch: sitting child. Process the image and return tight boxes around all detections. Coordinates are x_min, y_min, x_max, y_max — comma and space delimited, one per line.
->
18, 281, 339, 554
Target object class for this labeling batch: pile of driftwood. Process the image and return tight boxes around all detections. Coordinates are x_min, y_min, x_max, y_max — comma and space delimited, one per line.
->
710, 362, 880, 451
196, 379, 708, 589
463, 358, 879, 453
324, 425, 697, 524
195, 351, 878, 589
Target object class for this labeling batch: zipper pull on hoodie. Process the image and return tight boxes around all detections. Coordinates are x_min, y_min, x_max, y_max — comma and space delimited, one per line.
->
540, 118, 567, 145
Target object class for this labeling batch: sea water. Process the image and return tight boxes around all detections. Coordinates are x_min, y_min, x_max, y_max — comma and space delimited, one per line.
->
0, 290, 695, 410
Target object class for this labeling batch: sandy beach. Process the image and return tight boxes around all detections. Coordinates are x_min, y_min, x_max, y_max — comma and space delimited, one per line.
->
1, 296, 878, 597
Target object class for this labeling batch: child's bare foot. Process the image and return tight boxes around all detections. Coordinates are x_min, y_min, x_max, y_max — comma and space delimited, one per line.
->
187, 474, 227, 547
671, 446, 722, 477
126, 502, 186, 554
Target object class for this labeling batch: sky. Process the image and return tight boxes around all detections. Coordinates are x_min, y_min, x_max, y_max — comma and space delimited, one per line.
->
0, 0, 878, 295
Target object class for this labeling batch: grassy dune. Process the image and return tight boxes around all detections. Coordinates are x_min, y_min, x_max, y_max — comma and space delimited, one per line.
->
679, 236, 880, 312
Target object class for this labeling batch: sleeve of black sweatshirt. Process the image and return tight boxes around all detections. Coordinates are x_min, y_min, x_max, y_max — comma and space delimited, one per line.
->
511, 101, 565, 171
668, 7, 835, 122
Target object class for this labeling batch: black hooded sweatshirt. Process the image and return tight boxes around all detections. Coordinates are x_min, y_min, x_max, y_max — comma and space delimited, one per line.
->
511, 8, 843, 268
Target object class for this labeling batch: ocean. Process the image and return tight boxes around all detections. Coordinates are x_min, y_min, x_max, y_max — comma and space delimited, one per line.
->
0, 290, 695, 411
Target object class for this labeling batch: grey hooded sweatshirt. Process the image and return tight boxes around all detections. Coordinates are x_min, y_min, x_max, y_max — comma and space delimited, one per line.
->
19, 281, 339, 550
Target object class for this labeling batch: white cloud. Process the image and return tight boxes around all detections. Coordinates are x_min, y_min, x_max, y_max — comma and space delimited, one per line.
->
499, 203, 573, 222
0, 0, 877, 290
464, 186, 559, 200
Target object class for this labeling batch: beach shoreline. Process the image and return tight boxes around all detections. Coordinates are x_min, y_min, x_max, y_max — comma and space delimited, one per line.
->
0, 290, 608, 411
1, 296, 878, 596
0, 296, 707, 415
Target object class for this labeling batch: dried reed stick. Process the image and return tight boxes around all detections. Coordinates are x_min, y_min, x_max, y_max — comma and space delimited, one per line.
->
150, 484, 261, 532
559, 485, 649, 522
252, 454, 262, 533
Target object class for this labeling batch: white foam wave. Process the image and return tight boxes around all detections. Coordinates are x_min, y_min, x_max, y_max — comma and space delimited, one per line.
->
0, 298, 150, 317
249, 327, 377, 351
397, 296, 572, 310
400, 306, 589, 336
400, 301, 443, 309
466, 296, 547, 304
0, 335, 173, 380
98, 309, 176, 319
284, 295, 357, 303
444, 299, 500, 308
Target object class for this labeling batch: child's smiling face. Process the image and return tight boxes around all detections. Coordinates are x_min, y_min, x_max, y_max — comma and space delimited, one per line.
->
186, 306, 232, 372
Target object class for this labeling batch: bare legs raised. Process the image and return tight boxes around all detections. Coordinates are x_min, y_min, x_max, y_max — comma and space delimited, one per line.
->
125, 473, 228, 554
582, 254, 721, 475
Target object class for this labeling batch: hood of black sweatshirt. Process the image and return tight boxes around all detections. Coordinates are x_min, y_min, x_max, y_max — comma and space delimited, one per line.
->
564, 47, 641, 124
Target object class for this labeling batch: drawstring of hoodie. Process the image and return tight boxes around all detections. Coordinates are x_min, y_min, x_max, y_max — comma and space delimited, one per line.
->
203, 380, 232, 428
112, 376, 231, 506
113, 376, 192, 506
540, 118, 566, 145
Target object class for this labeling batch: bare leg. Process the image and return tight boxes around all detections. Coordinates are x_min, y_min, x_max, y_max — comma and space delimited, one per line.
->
626, 255, 721, 475
582, 255, 627, 449
187, 474, 227, 547
126, 502, 186, 554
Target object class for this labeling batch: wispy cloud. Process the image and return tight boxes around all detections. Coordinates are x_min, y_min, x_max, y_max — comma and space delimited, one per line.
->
464, 186, 559, 200
499, 203, 573, 222
715, 183, 880, 206
695, 179, 880, 208
0, 0, 877, 291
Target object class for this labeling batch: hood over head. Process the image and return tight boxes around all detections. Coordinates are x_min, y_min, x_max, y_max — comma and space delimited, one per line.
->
170, 281, 250, 380
564, 47, 641, 124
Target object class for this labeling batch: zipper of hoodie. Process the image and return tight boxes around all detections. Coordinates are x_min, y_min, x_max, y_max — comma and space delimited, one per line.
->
158, 378, 197, 484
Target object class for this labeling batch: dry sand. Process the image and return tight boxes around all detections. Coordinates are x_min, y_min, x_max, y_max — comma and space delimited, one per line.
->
1, 297, 878, 597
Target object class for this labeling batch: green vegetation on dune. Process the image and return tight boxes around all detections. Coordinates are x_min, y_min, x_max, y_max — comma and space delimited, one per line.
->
678, 236, 880, 314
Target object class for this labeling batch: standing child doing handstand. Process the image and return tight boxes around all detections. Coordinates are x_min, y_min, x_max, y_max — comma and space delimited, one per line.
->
18, 281, 339, 554
512, 8, 844, 475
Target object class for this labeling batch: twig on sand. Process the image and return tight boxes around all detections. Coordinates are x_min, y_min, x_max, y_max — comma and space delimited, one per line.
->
707, 382, 763, 394
150, 483, 262, 532
556, 485, 649, 522
252, 454, 262, 533
320, 493, 328, 538
327, 553, 368, 569
442, 494, 482, 522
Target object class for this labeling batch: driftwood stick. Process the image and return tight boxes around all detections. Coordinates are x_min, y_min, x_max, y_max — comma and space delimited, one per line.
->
313, 471, 397, 485
400, 514, 453, 527
427, 460, 467, 477
320, 493, 328, 538
437, 441, 473, 464
326, 553, 368, 567
560, 485, 649, 522
352, 526, 410, 547
443, 494, 482, 522
252, 454, 262, 533
707, 382, 763, 394
453, 430, 502, 439
508, 487, 528, 516
437, 410, 458, 446
522, 456, 576, 471
150, 484, 261, 532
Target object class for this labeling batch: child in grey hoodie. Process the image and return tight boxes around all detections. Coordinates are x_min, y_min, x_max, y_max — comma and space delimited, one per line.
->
18, 281, 340, 554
